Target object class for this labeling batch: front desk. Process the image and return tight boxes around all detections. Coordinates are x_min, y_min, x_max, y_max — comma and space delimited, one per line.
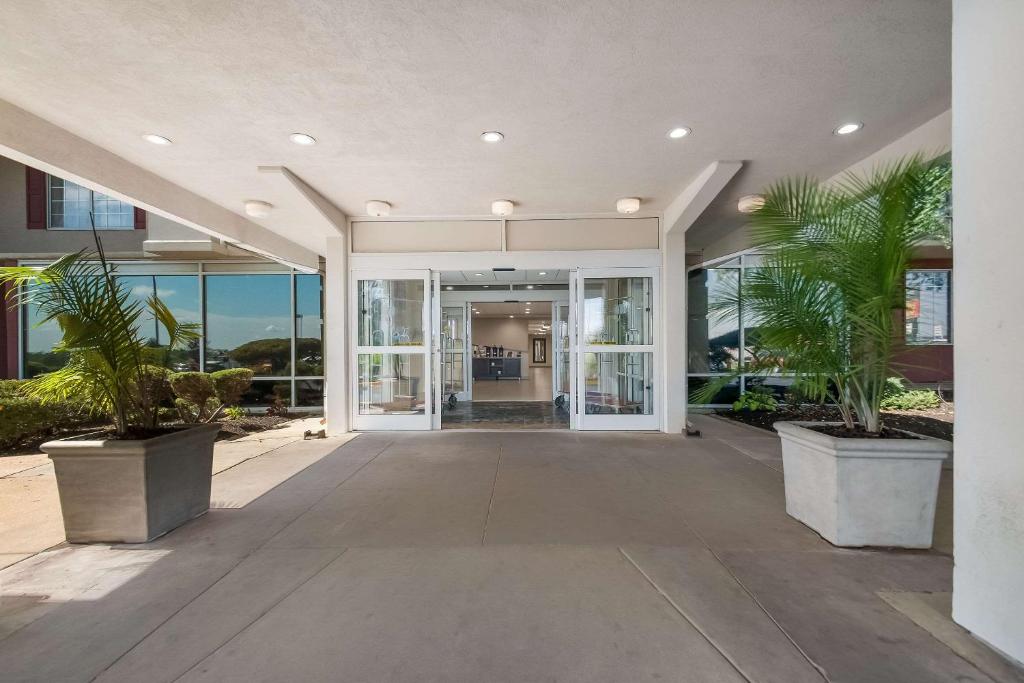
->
472, 356, 522, 380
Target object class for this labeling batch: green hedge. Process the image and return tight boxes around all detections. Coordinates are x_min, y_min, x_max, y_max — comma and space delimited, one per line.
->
0, 381, 94, 451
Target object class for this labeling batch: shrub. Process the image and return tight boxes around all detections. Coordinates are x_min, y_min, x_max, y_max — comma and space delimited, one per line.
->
223, 406, 247, 420
732, 386, 779, 412
881, 389, 940, 411
211, 368, 254, 406
0, 382, 94, 450
169, 372, 217, 422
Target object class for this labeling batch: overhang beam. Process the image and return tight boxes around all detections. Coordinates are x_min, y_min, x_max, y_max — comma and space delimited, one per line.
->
0, 98, 319, 271
663, 161, 743, 234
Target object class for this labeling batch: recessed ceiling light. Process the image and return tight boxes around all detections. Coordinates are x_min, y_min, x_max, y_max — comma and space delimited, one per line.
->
480, 131, 504, 143
142, 134, 172, 146
509, 315, 514, 319
483, 285, 489, 288
475, 273, 485, 277
667, 127, 691, 139
526, 285, 534, 289
243, 200, 273, 218
834, 122, 863, 136
445, 285, 454, 290
289, 132, 317, 146
365, 200, 391, 217
538, 271, 547, 276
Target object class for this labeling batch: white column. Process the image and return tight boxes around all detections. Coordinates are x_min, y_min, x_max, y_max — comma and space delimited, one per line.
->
324, 235, 349, 434
952, 0, 1024, 663
662, 226, 687, 433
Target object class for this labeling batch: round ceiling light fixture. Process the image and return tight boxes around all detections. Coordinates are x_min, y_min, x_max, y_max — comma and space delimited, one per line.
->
289, 132, 317, 146
365, 200, 391, 217
667, 127, 691, 139
480, 131, 504, 143
616, 197, 641, 214
834, 122, 863, 136
737, 194, 766, 214
243, 200, 273, 218
491, 200, 514, 217
446, 285, 454, 291
142, 133, 172, 146
538, 271, 547, 276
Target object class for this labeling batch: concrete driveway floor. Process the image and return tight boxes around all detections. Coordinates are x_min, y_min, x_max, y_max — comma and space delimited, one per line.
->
0, 417, 1016, 683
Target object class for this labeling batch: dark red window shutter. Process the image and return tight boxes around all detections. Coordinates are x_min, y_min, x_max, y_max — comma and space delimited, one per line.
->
25, 167, 46, 229
134, 207, 147, 230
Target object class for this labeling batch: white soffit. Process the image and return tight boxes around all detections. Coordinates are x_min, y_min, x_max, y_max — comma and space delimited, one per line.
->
0, 0, 950, 243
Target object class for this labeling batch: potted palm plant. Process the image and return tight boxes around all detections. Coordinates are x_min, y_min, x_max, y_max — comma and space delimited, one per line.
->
695, 155, 952, 548
0, 237, 218, 543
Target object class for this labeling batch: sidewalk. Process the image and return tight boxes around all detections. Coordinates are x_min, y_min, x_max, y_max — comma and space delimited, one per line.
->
0, 418, 349, 570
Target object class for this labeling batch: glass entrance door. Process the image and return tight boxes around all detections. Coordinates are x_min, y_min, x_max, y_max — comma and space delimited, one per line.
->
351, 270, 432, 430
552, 298, 575, 428
575, 267, 659, 430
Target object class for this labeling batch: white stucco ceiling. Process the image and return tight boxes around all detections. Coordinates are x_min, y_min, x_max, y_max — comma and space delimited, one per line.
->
0, 1, 950, 248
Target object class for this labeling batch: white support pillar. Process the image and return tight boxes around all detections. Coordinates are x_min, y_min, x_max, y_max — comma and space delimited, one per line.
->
324, 235, 349, 434
662, 226, 687, 433
952, 0, 1024, 663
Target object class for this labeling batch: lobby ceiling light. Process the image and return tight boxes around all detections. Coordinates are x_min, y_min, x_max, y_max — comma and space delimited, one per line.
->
526, 285, 534, 289
509, 315, 514, 319
834, 122, 863, 136
737, 194, 766, 214
446, 285, 454, 291
491, 200, 514, 217
289, 132, 317, 146
365, 200, 391, 217
142, 133, 172, 146
475, 272, 485, 277
667, 127, 691, 139
480, 131, 504, 143
616, 197, 641, 214
243, 200, 273, 218
538, 271, 547, 276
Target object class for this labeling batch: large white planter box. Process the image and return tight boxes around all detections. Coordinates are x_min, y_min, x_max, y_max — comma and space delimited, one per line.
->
41, 423, 220, 544
774, 421, 951, 548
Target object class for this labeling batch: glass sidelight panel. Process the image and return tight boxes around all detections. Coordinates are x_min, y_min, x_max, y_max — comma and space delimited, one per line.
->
357, 353, 426, 415
556, 303, 571, 398
583, 277, 652, 345
583, 352, 653, 415
357, 279, 425, 346
441, 306, 466, 395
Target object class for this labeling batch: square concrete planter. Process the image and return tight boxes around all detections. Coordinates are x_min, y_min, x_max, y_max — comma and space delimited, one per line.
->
774, 421, 951, 548
41, 423, 221, 544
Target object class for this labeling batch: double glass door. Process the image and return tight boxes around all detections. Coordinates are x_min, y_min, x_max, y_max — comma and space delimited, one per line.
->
351, 267, 658, 431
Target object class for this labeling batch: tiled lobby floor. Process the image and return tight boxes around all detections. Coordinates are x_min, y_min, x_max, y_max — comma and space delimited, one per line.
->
442, 400, 569, 429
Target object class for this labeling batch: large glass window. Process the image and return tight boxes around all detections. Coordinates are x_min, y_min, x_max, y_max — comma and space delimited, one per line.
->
48, 177, 134, 229
905, 270, 951, 344
295, 274, 324, 375
118, 275, 201, 371
22, 267, 325, 407
205, 274, 292, 375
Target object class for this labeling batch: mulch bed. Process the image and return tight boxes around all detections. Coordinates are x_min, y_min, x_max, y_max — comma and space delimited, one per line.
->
216, 415, 291, 440
718, 404, 953, 441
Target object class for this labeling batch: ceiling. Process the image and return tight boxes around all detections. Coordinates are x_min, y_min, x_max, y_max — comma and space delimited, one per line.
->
471, 302, 551, 320
0, 1, 950, 249
441, 270, 569, 284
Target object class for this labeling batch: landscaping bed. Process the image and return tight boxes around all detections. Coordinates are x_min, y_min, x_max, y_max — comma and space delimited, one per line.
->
718, 404, 953, 441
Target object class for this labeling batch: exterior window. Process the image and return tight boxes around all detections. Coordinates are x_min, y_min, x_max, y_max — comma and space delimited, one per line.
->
294, 274, 324, 375
204, 274, 292, 375
118, 275, 201, 371
905, 270, 952, 344
48, 177, 134, 229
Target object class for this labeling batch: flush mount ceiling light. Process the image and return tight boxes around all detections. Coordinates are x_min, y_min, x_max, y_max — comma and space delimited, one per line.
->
365, 200, 391, 217
616, 197, 641, 214
834, 122, 863, 136
480, 131, 504, 143
509, 315, 515, 319
243, 200, 273, 218
491, 200, 514, 217
289, 132, 317, 146
667, 127, 691, 139
142, 133, 172, 145
737, 194, 766, 214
